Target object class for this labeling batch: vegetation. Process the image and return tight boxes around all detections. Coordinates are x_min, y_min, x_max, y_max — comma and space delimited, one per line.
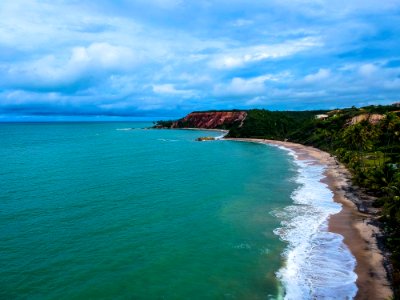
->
228, 105, 400, 297
227, 109, 326, 139
153, 120, 174, 128
156, 103, 400, 296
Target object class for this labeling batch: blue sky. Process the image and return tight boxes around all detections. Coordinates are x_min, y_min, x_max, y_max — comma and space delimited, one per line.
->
1, 0, 400, 120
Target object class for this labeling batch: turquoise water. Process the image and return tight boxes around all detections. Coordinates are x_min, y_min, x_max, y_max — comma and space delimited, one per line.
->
0, 122, 298, 299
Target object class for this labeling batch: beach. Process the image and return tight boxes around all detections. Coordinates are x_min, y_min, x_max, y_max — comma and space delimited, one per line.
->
225, 138, 393, 299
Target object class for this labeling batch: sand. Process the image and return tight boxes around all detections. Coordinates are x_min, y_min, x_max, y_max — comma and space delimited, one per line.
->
224, 138, 393, 300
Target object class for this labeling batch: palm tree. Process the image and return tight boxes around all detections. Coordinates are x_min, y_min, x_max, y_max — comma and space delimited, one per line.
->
341, 122, 378, 170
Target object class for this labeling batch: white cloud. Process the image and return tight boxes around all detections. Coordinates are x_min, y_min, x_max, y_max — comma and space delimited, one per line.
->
70, 43, 136, 70
214, 73, 287, 96
358, 63, 379, 77
383, 78, 400, 90
211, 37, 322, 69
304, 68, 331, 83
152, 84, 196, 98
356, 63, 400, 91
4, 43, 137, 88
1, 0, 400, 116
131, 0, 183, 10
228, 77, 266, 95
231, 19, 254, 27
245, 96, 268, 105
272, 0, 400, 19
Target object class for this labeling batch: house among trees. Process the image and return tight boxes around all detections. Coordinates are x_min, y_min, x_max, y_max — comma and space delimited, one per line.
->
392, 102, 400, 107
315, 114, 329, 120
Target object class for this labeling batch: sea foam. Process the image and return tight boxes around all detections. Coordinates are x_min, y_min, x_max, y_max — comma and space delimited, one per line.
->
116, 128, 133, 131
272, 145, 357, 299
214, 132, 228, 140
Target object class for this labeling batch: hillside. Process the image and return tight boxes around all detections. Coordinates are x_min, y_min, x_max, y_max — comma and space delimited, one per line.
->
155, 104, 400, 296
155, 110, 247, 129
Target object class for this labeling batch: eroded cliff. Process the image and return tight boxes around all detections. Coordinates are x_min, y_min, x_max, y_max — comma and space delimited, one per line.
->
171, 111, 247, 129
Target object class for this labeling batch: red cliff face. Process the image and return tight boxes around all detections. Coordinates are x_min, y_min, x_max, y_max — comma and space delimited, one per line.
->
172, 111, 247, 129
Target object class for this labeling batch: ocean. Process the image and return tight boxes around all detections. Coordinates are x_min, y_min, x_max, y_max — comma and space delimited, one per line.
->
0, 122, 356, 299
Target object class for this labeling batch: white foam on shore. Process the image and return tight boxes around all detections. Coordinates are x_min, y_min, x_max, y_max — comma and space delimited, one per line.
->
214, 132, 228, 140
271, 144, 358, 299
157, 138, 179, 142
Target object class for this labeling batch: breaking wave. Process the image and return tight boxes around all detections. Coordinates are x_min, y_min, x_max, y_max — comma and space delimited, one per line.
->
272, 145, 357, 299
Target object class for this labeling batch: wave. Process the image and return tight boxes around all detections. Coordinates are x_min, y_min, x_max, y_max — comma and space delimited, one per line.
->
157, 138, 179, 142
214, 132, 228, 140
116, 128, 133, 131
272, 146, 357, 299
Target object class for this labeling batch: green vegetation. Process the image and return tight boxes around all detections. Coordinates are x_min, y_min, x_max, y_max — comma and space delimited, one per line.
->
227, 109, 326, 139
153, 120, 174, 128
228, 105, 400, 296
156, 103, 400, 295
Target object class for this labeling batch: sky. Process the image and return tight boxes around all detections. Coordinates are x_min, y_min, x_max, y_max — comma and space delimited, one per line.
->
1, 0, 400, 120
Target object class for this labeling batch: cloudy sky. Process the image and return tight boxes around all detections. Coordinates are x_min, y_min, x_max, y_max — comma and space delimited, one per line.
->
1, 0, 400, 120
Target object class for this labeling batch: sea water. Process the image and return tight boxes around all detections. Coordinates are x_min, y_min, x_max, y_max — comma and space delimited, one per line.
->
0, 122, 356, 299
272, 147, 357, 299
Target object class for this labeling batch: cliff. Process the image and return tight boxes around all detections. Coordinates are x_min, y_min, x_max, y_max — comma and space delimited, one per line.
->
347, 113, 386, 125
171, 111, 247, 129
154, 105, 400, 296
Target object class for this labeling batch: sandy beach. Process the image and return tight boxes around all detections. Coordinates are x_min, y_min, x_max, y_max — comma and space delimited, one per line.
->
225, 138, 393, 300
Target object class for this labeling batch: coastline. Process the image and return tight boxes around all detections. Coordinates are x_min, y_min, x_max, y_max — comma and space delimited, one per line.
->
174, 127, 229, 133
224, 138, 392, 299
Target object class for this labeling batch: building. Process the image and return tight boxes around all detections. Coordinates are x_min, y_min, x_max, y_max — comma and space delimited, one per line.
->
315, 114, 329, 120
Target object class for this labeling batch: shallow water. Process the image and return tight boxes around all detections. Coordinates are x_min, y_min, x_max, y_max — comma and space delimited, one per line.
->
1, 122, 300, 299
273, 146, 357, 299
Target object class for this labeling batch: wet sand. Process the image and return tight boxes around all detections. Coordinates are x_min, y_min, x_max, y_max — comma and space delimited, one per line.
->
225, 138, 393, 300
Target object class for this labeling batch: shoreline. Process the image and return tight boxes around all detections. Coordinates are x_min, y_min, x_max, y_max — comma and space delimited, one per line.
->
173, 127, 229, 133
224, 138, 392, 299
